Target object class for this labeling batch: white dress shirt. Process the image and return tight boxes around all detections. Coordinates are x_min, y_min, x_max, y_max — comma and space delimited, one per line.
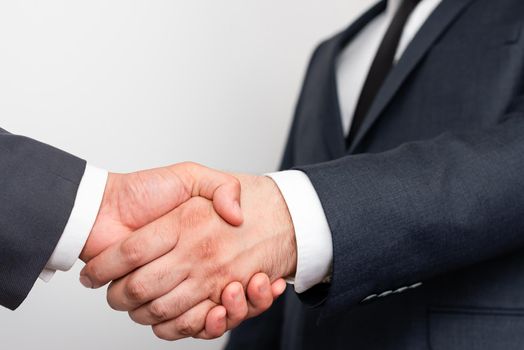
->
39, 165, 107, 280
41, 0, 442, 292
269, 0, 442, 293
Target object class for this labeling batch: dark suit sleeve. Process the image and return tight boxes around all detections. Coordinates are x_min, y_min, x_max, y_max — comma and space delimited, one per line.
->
0, 128, 86, 310
295, 94, 524, 318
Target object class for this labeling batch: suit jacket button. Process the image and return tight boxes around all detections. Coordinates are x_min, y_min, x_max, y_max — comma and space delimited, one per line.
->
378, 290, 393, 298
361, 294, 377, 302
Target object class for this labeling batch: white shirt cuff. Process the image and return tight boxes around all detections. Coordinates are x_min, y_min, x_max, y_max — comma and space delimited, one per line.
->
267, 170, 333, 293
39, 165, 108, 282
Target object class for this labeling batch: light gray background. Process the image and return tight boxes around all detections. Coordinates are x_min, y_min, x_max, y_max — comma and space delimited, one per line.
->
0, 1, 370, 349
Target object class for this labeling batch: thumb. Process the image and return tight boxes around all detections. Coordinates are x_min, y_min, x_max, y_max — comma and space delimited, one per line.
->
178, 162, 244, 226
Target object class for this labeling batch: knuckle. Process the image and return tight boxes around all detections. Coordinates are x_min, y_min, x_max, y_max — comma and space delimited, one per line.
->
203, 275, 217, 293
152, 265, 171, 284
201, 264, 232, 302
149, 299, 170, 322
172, 292, 193, 317
174, 317, 197, 337
180, 161, 198, 169
120, 240, 144, 266
198, 237, 218, 260
125, 277, 149, 302
207, 280, 225, 304
213, 261, 231, 278
208, 261, 230, 282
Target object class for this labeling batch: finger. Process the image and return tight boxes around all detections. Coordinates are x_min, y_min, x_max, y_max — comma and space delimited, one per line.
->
80, 213, 179, 289
125, 279, 208, 324
203, 278, 286, 336
245, 273, 274, 318
271, 278, 287, 298
195, 305, 227, 340
150, 299, 217, 341
180, 163, 243, 226
220, 282, 248, 329
198, 280, 285, 339
106, 252, 188, 312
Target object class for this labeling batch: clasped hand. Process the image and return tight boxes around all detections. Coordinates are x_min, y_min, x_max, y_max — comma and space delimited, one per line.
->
78, 162, 296, 341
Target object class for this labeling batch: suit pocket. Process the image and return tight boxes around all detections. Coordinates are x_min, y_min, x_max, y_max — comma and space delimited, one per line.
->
429, 306, 524, 350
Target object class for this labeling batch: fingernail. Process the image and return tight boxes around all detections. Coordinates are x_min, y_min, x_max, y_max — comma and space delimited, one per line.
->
79, 275, 93, 288
258, 284, 268, 294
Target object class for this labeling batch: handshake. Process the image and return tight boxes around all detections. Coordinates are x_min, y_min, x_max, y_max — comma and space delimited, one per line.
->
78, 162, 297, 341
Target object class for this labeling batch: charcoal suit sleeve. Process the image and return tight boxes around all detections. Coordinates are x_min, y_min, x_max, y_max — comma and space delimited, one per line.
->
295, 94, 524, 318
0, 128, 86, 310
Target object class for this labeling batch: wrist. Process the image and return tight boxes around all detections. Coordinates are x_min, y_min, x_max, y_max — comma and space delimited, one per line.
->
79, 172, 119, 262
263, 176, 297, 279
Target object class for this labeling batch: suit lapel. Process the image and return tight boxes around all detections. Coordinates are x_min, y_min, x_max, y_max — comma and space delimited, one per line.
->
313, 1, 387, 159
348, 0, 477, 153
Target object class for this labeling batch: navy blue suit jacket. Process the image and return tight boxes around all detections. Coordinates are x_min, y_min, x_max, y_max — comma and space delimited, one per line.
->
0, 129, 85, 310
227, 0, 524, 349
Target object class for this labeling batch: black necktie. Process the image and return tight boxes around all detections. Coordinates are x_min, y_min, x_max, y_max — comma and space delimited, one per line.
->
347, 0, 421, 147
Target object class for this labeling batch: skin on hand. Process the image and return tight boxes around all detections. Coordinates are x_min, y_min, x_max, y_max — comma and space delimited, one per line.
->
79, 162, 243, 264
80, 174, 297, 340
151, 274, 287, 341
198, 274, 287, 340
